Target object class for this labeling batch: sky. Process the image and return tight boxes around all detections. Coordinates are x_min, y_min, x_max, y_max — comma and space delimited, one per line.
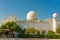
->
0, 0, 60, 22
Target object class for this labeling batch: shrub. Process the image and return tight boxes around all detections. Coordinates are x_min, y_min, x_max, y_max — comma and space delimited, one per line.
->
56, 25, 60, 33
56, 34, 60, 39
40, 30, 46, 38
46, 31, 56, 38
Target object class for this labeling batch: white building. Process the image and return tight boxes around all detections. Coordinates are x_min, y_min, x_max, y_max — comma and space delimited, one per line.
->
2, 15, 16, 24
2, 11, 60, 32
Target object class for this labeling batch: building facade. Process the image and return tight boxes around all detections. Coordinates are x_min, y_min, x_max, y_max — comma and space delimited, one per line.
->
1, 11, 60, 32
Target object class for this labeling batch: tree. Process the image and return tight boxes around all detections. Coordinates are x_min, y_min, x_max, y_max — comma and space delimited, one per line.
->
56, 34, 60, 39
46, 30, 56, 38
40, 30, 46, 38
1, 21, 19, 31
0, 21, 27, 38
17, 28, 26, 38
25, 27, 38, 35
0, 27, 3, 33
56, 25, 60, 33
25, 27, 40, 38
0, 21, 24, 37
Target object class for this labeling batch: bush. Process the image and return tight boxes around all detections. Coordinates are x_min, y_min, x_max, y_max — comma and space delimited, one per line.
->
56, 34, 60, 39
25, 27, 40, 38
40, 30, 46, 38
56, 25, 60, 33
46, 31, 56, 38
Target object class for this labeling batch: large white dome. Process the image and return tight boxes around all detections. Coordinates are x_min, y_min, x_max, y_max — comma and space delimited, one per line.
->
27, 11, 38, 20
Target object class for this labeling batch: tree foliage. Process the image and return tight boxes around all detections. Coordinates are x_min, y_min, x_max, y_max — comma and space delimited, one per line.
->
25, 27, 40, 35
46, 31, 56, 38
1, 21, 19, 31
56, 25, 60, 33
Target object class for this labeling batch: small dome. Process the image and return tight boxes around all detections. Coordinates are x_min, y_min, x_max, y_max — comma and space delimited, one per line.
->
27, 11, 38, 20
53, 13, 58, 18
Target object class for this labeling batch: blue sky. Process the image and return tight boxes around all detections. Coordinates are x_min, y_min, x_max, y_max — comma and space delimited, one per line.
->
0, 0, 60, 22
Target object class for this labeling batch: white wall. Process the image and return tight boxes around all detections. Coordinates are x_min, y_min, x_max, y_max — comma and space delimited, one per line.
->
16, 21, 53, 31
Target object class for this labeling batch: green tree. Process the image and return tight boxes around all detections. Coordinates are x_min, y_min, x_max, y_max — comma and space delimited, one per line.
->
17, 29, 26, 38
0, 21, 25, 38
40, 30, 46, 38
0, 27, 3, 33
56, 25, 60, 33
25, 27, 40, 35
1, 21, 19, 31
56, 34, 60, 39
46, 31, 56, 38
25, 27, 40, 38
25, 27, 35, 34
